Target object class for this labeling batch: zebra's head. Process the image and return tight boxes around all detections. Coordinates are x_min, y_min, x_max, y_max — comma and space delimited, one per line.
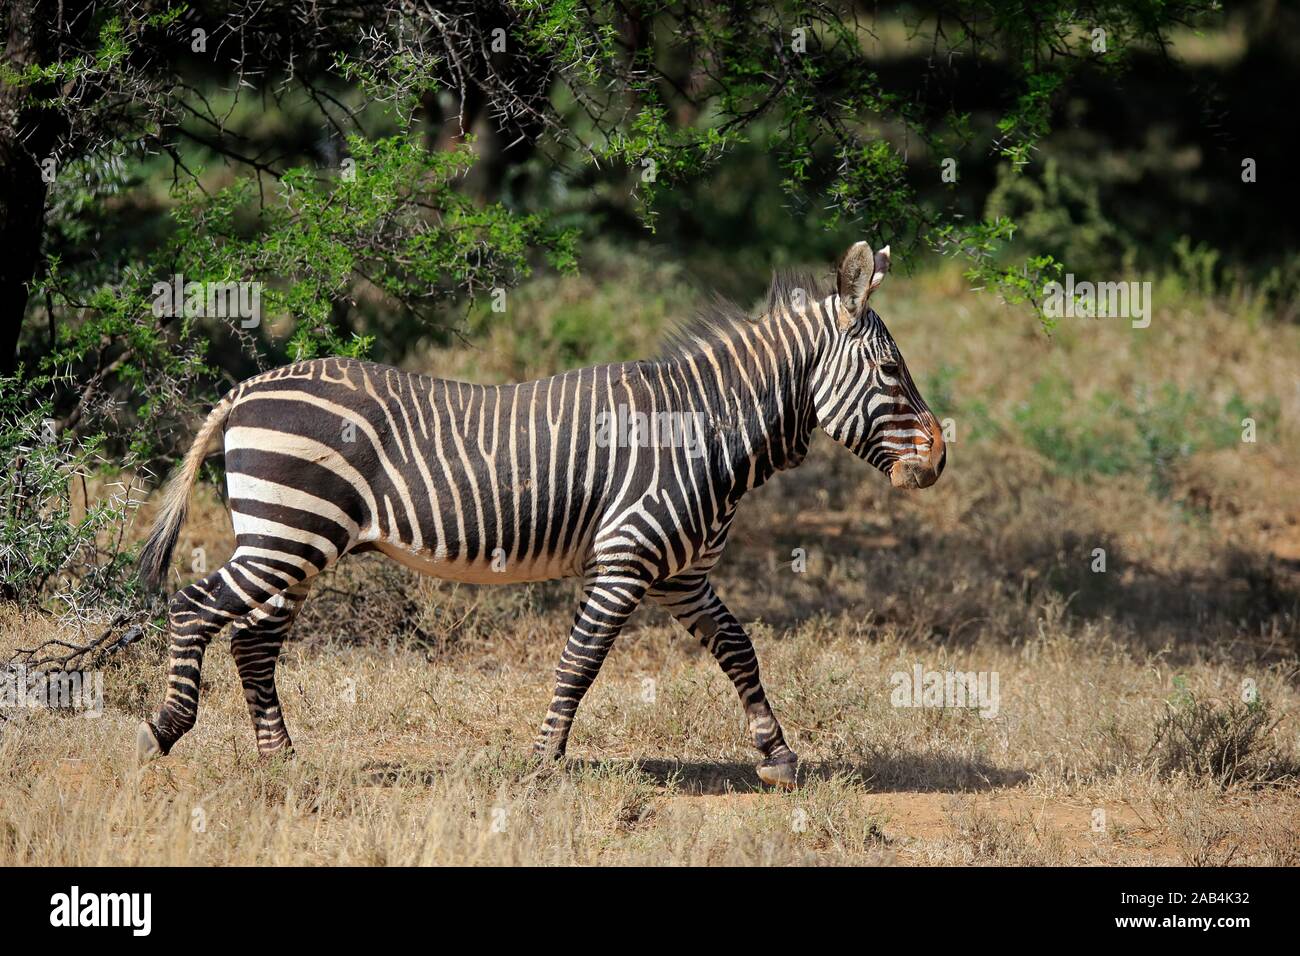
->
812, 241, 946, 489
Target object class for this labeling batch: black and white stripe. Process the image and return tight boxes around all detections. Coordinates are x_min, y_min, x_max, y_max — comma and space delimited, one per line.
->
136, 241, 945, 787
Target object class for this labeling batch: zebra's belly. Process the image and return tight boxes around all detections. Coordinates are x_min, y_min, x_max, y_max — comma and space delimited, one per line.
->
368, 540, 577, 584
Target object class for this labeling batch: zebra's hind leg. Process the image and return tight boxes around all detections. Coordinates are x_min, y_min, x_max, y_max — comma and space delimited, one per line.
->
230, 581, 311, 757
533, 571, 650, 761
137, 553, 312, 761
649, 574, 798, 788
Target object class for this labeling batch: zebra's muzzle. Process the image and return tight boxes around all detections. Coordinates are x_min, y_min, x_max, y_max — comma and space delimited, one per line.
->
888, 420, 945, 489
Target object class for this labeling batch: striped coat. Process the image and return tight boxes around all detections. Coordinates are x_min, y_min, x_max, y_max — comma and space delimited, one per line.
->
136, 241, 945, 787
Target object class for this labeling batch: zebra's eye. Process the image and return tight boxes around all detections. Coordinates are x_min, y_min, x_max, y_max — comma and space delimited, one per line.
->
878, 360, 900, 376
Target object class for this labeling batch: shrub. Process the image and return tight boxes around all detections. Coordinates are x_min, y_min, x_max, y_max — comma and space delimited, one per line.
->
1148, 686, 1297, 790
0, 372, 144, 620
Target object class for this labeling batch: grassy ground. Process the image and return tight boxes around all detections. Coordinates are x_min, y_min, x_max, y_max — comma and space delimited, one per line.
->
2, 253, 1298, 865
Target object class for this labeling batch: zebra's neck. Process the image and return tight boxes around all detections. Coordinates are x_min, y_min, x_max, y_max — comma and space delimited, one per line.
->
657, 294, 833, 502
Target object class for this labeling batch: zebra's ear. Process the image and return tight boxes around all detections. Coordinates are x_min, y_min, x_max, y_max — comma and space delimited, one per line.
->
871, 245, 891, 292
837, 241, 890, 325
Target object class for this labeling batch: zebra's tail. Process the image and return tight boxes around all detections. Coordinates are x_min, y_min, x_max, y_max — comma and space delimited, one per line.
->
139, 393, 236, 589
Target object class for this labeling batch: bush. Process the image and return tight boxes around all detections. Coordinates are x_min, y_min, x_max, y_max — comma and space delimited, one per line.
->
0, 372, 144, 620
1149, 686, 1297, 790
1012, 374, 1263, 496
984, 158, 1133, 275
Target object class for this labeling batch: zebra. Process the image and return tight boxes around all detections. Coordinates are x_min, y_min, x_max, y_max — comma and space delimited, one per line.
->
135, 241, 945, 788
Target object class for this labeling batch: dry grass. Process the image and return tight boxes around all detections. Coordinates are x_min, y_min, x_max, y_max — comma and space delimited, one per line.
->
2, 257, 1298, 865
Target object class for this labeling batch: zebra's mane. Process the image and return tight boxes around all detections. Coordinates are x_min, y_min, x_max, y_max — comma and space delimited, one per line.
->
656, 271, 833, 361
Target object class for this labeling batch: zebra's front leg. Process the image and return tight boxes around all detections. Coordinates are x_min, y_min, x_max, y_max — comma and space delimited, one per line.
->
533, 571, 650, 761
649, 574, 798, 788
137, 552, 313, 761
230, 581, 311, 757
136, 582, 222, 761
136, 566, 248, 760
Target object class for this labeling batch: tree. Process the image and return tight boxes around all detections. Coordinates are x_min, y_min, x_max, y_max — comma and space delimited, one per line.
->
2, 1, 1225, 388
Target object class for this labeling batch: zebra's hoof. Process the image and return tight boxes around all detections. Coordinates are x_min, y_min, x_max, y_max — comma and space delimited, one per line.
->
530, 742, 566, 763
756, 752, 798, 789
135, 721, 164, 762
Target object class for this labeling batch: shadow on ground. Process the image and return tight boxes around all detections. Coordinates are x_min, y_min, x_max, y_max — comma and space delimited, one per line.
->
719, 482, 1300, 667
359, 754, 1029, 795
623, 755, 1029, 795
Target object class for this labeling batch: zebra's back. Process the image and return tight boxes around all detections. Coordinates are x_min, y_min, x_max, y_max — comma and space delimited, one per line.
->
220, 356, 713, 585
